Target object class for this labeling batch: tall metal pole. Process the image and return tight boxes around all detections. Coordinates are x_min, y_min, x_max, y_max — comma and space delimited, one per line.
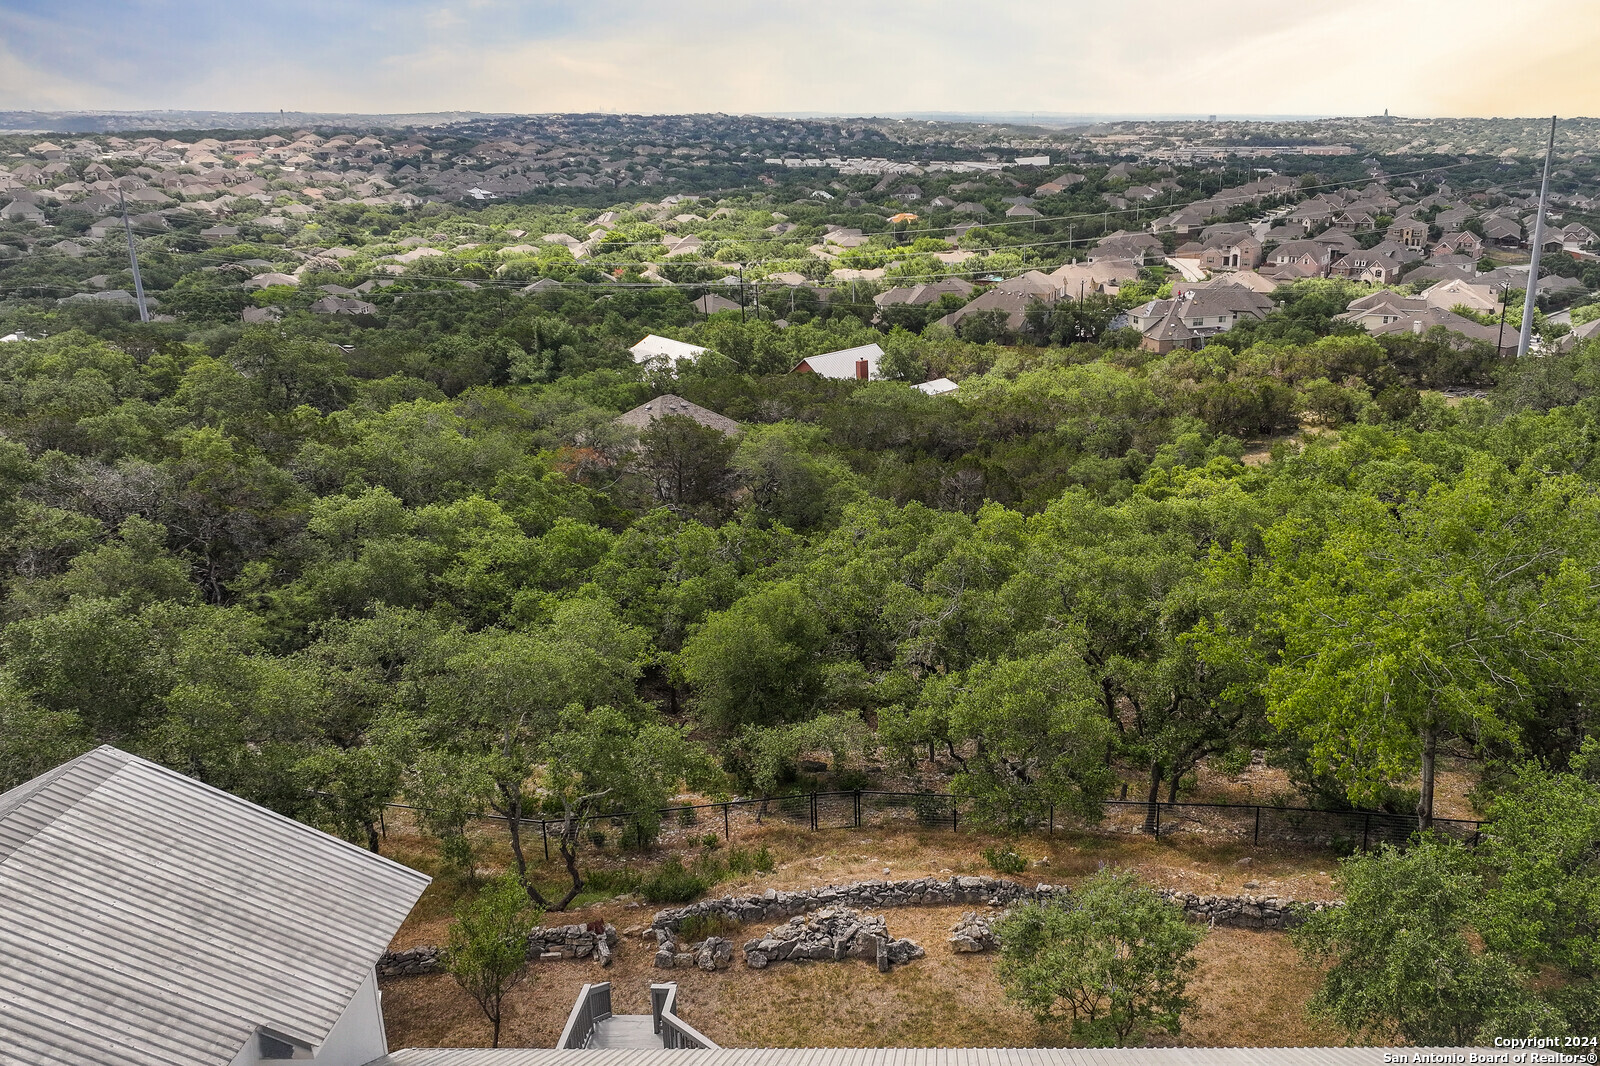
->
1517, 116, 1557, 359
117, 187, 151, 323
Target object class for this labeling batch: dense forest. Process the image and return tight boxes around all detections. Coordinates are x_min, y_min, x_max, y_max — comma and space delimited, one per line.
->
4, 273, 1599, 842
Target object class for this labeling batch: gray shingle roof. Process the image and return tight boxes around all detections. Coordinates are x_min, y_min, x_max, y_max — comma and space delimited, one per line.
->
372, 1048, 1494, 1066
0, 746, 430, 1066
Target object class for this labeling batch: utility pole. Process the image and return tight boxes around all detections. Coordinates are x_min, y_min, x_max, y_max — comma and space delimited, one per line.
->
1496, 282, 1512, 354
1517, 116, 1557, 359
118, 187, 151, 323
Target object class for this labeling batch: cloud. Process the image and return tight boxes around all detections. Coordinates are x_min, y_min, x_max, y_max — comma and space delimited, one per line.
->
1, 0, 1596, 117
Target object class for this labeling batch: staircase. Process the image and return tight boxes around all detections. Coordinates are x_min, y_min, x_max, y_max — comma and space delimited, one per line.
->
557, 981, 718, 1050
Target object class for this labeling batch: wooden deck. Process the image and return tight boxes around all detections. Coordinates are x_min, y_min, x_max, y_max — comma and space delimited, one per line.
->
587, 1015, 660, 1049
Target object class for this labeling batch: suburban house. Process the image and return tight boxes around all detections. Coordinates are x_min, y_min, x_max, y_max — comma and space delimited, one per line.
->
1367, 306, 1517, 355
1128, 284, 1274, 353
874, 277, 974, 308
1337, 290, 1429, 329
933, 272, 1061, 332
1419, 278, 1502, 315
1088, 231, 1164, 267
310, 296, 379, 315
1433, 231, 1484, 259
0, 746, 430, 1066
1484, 218, 1523, 246
615, 394, 741, 435
692, 294, 740, 314
1197, 233, 1263, 272
793, 342, 886, 380
1329, 241, 1419, 285
912, 377, 959, 396
629, 334, 708, 369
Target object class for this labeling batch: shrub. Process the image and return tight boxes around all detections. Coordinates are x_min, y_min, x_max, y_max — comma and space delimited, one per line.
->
726, 843, 776, 875
679, 912, 741, 942
984, 844, 1028, 875
641, 857, 713, 903
677, 806, 699, 826
997, 869, 1203, 1046
700, 832, 722, 850
583, 868, 644, 895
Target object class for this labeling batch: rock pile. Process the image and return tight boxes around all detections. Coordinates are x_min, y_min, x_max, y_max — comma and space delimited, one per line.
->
742, 907, 924, 972
653, 931, 735, 971
948, 912, 998, 953
376, 922, 619, 976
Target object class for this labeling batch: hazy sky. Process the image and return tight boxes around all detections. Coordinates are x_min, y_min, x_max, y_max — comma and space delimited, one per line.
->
2, 0, 1596, 118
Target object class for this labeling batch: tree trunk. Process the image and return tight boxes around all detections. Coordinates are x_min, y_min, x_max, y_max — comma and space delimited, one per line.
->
1417, 724, 1437, 831
364, 820, 380, 853
491, 1001, 502, 1048
1142, 763, 1163, 834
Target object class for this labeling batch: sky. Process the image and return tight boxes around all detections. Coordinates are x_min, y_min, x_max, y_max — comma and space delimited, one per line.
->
2, 0, 1597, 119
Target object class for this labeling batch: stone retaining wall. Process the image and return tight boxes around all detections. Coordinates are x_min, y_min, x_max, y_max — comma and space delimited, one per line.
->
377, 922, 619, 976
650, 877, 1332, 939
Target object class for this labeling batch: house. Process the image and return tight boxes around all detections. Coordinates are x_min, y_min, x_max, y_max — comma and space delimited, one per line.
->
933, 272, 1062, 332
615, 394, 741, 434
1048, 259, 1140, 296
1337, 290, 1429, 330
1198, 233, 1262, 272
793, 342, 886, 380
1561, 222, 1598, 249
693, 294, 740, 314
1483, 218, 1523, 246
1329, 241, 1419, 285
1262, 239, 1336, 279
0, 746, 429, 1066
0, 199, 45, 223
1367, 306, 1517, 356
630, 334, 708, 369
1129, 285, 1275, 352
1385, 217, 1431, 252
1034, 174, 1083, 194
310, 296, 379, 314
1089, 231, 1163, 267
200, 224, 240, 242
245, 272, 299, 289
1420, 278, 1501, 315
952, 202, 989, 216
912, 377, 959, 396
874, 277, 974, 308
1432, 231, 1483, 259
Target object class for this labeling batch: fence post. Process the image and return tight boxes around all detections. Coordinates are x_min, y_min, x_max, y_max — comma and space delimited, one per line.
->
1362, 812, 1370, 853
1049, 803, 1054, 836
379, 806, 387, 841
1253, 806, 1260, 846
542, 819, 549, 861
951, 795, 958, 832
854, 789, 861, 829
810, 791, 817, 831
1153, 803, 1161, 839
723, 803, 730, 841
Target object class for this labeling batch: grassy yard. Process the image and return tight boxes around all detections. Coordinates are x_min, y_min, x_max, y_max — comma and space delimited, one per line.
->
376, 812, 1350, 1050
380, 909, 1340, 1049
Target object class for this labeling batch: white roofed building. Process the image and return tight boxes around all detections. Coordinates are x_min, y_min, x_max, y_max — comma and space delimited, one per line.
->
629, 334, 709, 369
792, 343, 886, 380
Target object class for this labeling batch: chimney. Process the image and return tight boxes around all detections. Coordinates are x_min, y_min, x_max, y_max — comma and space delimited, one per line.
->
855, 357, 869, 380
1412, 318, 1423, 335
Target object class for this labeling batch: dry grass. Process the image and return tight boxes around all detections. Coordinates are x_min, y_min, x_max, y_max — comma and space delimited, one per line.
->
379, 815, 1345, 951
380, 908, 1340, 1049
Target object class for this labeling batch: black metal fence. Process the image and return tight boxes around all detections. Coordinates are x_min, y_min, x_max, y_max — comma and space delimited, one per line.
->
382, 789, 1480, 856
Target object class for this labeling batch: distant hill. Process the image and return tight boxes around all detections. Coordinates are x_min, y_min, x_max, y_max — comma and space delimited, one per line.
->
0, 110, 510, 133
